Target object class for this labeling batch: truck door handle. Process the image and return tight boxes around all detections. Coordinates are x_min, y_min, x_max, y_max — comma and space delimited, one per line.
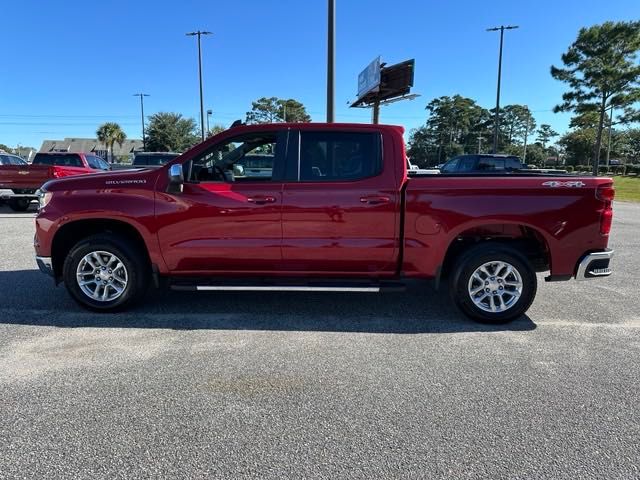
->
247, 195, 276, 205
360, 195, 390, 205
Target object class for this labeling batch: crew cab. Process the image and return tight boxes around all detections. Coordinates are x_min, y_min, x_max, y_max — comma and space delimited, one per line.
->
0, 152, 109, 211
34, 123, 615, 323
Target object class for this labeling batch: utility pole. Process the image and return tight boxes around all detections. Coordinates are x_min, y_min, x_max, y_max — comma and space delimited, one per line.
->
326, 0, 335, 123
206, 109, 212, 137
487, 25, 519, 154
605, 105, 614, 167
186, 30, 212, 142
133, 93, 149, 151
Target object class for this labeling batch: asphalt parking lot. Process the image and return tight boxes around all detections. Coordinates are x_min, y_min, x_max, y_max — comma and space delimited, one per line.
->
0, 200, 638, 479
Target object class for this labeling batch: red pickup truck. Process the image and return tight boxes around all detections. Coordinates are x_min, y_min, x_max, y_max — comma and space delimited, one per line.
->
34, 123, 614, 323
0, 152, 109, 211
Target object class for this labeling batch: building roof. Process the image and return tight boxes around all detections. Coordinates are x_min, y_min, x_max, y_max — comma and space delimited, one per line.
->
39, 138, 143, 156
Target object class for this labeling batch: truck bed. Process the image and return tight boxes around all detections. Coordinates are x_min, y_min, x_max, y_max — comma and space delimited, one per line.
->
403, 174, 612, 279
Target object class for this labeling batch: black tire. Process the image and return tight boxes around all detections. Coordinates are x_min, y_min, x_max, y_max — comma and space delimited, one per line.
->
449, 242, 537, 324
62, 233, 150, 312
8, 198, 31, 212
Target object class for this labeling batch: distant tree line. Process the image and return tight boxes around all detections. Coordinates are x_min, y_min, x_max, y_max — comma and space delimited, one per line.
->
408, 20, 640, 170
406, 96, 559, 167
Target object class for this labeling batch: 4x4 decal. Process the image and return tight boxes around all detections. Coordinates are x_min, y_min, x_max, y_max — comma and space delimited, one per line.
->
542, 180, 586, 188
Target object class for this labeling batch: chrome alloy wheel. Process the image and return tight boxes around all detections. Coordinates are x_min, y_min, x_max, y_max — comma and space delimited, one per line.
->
467, 260, 523, 313
76, 251, 128, 302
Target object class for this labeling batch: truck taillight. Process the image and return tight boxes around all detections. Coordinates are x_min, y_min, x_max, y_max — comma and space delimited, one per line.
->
596, 185, 615, 203
600, 209, 613, 235
596, 184, 614, 236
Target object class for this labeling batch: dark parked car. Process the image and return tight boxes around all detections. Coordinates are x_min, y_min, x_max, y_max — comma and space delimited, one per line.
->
440, 154, 525, 173
132, 152, 180, 167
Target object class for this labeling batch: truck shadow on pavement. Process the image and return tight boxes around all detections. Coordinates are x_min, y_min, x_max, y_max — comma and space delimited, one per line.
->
0, 270, 536, 334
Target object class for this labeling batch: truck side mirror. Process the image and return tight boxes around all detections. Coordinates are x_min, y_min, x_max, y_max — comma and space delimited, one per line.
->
167, 164, 184, 193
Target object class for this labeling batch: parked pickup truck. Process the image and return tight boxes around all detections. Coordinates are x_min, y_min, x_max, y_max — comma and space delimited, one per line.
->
34, 123, 615, 323
0, 152, 109, 211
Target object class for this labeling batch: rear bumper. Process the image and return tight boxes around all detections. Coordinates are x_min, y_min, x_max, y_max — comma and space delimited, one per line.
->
36, 256, 54, 277
576, 249, 614, 280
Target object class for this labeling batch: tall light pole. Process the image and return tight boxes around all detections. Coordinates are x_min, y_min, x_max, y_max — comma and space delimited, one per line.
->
133, 93, 149, 151
186, 30, 212, 142
326, 0, 335, 123
487, 25, 518, 153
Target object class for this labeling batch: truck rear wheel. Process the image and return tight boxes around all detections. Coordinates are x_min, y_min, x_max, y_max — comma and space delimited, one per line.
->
62, 233, 149, 312
8, 198, 31, 212
449, 243, 537, 324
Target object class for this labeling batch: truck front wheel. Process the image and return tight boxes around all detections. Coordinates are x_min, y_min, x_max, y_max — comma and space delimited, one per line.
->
449, 243, 537, 324
62, 233, 149, 312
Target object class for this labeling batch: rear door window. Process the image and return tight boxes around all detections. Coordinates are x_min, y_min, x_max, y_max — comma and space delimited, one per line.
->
298, 131, 382, 182
505, 157, 521, 170
477, 157, 505, 171
457, 156, 476, 172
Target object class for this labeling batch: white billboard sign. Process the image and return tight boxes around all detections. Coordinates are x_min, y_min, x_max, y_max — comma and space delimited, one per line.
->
357, 56, 381, 99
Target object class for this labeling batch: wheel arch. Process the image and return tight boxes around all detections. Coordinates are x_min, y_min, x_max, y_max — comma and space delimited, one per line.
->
51, 218, 152, 280
437, 222, 552, 287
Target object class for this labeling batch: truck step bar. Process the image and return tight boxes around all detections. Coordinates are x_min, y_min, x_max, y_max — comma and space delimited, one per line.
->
169, 279, 405, 293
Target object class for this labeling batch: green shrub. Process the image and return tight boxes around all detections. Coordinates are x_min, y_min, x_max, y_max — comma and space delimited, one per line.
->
566, 166, 574, 172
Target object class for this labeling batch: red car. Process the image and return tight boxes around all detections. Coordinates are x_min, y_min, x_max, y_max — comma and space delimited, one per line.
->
0, 152, 109, 211
34, 123, 614, 323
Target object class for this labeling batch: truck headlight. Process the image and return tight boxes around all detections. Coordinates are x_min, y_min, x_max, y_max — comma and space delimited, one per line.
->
37, 190, 53, 210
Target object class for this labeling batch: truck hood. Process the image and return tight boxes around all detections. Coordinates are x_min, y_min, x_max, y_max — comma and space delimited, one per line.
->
42, 168, 160, 192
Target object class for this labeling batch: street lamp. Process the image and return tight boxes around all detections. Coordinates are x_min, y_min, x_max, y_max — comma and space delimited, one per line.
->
326, 0, 335, 123
487, 25, 519, 153
186, 30, 212, 142
206, 109, 212, 137
133, 93, 149, 151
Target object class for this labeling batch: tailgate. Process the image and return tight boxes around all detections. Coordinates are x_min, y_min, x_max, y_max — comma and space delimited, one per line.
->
0, 165, 53, 190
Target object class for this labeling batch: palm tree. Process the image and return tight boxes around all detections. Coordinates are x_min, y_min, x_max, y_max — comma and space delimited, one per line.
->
96, 122, 127, 163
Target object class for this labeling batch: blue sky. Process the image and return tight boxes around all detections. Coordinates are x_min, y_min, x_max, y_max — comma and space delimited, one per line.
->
1, 0, 638, 148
